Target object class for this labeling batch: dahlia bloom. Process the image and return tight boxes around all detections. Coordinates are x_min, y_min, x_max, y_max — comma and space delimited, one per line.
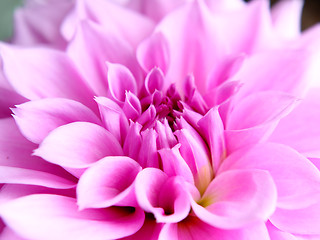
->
1, 0, 320, 239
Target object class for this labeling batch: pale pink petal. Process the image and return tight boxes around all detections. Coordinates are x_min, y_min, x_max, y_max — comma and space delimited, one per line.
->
192, 169, 277, 229
203, 80, 241, 107
225, 91, 298, 153
127, 0, 187, 22
204, 0, 245, 13
77, 156, 141, 209
232, 50, 313, 99
198, 108, 226, 172
270, 88, 320, 158
12, 98, 101, 144
63, 0, 155, 48
159, 216, 270, 240
67, 20, 141, 96
0, 194, 145, 240
0, 118, 73, 178
270, 201, 320, 235
158, 144, 194, 184
137, 32, 170, 74
95, 96, 129, 145
34, 122, 123, 169
0, 166, 76, 189
155, 0, 226, 93
0, 44, 95, 109
210, 0, 274, 53
271, 0, 303, 39
206, 54, 246, 90
12, 0, 73, 47
107, 62, 137, 103
266, 221, 297, 240
219, 143, 320, 210
135, 168, 190, 223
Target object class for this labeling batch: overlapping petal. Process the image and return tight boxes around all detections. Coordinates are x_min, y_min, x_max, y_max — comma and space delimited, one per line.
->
0, 194, 145, 240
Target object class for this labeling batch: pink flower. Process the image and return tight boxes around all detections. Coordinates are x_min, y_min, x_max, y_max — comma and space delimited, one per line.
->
1, 0, 320, 239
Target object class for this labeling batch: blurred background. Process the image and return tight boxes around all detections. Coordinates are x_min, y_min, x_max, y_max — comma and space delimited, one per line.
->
0, 0, 319, 41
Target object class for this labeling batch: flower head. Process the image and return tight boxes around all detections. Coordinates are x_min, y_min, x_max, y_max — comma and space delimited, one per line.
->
1, 0, 320, 239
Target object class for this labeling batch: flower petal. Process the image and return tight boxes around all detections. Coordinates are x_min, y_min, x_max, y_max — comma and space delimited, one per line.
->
34, 122, 123, 169
0, 44, 95, 109
95, 96, 129, 145
225, 91, 298, 153
232, 49, 313, 99
0, 194, 145, 240
12, 0, 73, 47
155, 0, 226, 93
0, 118, 72, 177
137, 32, 170, 74
219, 143, 320, 210
192, 169, 277, 229
198, 108, 226, 172
107, 62, 137, 103
63, 0, 154, 47
158, 144, 194, 184
270, 201, 320, 235
270, 88, 320, 158
0, 166, 76, 189
159, 216, 270, 240
135, 168, 191, 223
271, 0, 303, 39
77, 156, 141, 209
67, 20, 141, 96
12, 98, 101, 144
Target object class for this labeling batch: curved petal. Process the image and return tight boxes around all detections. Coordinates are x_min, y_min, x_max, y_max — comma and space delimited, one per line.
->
219, 143, 320, 210
127, 0, 187, 22
12, 98, 101, 144
67, 20, 141, 96
95, 96, 129, 145
158, 144, 194, 184
159, 216, 270, 240
198, 107, 226, 172
0, 194, 145, 240
271, 0, 303, 39
270, 88, 320, 158
270, 201, 320, 235
0, 166, 76, 189
225, 91, 298, 153
34, 122, 123, 169
12, 0, 73, 47
0, 118, 73, 178
155, 0, 226, 93
121, 215, 163, 240
62, 0, 154, 47
107, 62, 137, 103
137, 32, 170, 74
77, 156, 141, 209
266, 221, 297, 240
192, 169, 277, 229
135, 168, 190, 223
0, 44, 95, 109
232, 49, 313, 99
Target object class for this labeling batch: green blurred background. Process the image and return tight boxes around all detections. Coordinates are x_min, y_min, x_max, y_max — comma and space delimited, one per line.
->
0, 0, 22, 41
0, 0, 319, 41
